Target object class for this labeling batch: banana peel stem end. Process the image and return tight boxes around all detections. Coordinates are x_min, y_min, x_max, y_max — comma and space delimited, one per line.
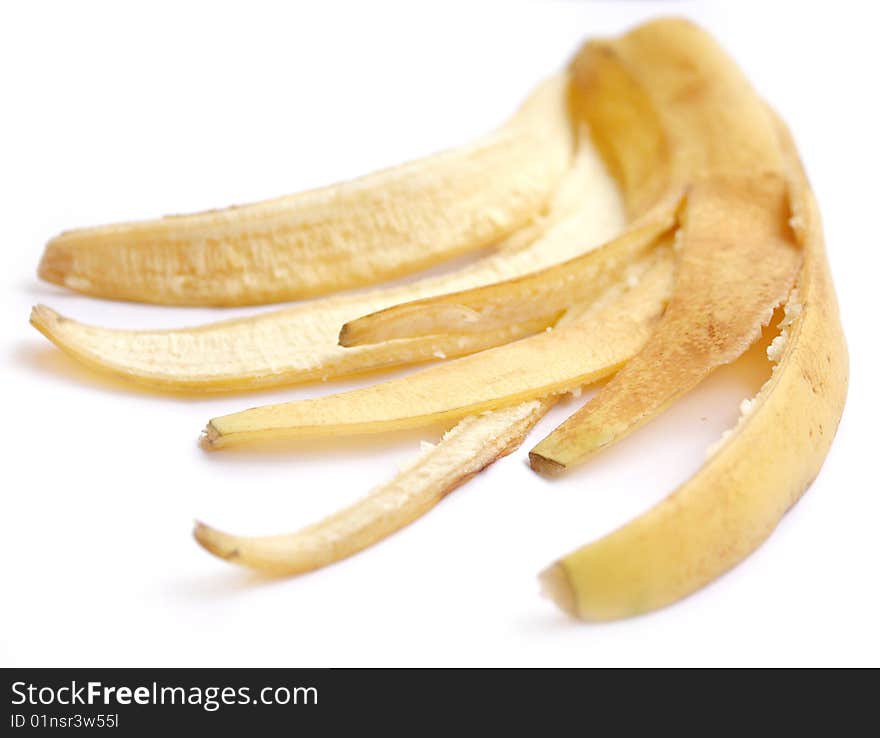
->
200, 422, 222, 450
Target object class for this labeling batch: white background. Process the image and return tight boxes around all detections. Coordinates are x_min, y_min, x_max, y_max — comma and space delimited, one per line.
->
2, 1, 878, 667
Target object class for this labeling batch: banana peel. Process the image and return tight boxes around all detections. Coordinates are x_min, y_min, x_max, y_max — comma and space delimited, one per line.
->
204, 251, 674, 447
530, 20, 802, 472
337, 198, 679, 347
29, 145, 625, 391
530, 177, 798, 473
195, 399, 555, 575
539, 113, 848, 620
193, 246, 674, 571
28, 17, 847, 624
37, 75, 574, 306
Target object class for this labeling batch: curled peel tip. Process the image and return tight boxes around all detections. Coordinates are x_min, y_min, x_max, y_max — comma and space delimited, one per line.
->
191, 520, 212, 550
337, 309, 385, 347
337, 322, 358, 348
193, 521, 240, 561
29, 304, 65, 339
539, 563, 578, 618
528, 450, 567, 477
29, 303, 53, 326
37, 239, 71, 286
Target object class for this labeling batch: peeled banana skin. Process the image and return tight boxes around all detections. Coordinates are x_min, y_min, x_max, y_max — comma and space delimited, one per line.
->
37, 75, 575, 306
530, 19, 803, 472
540, 112, 848, 620
194, 400, 556, 576
203, 251, 674, 447
336, 199, 679, 347
29, 144, 625, 391
26, 16, 848, 624
192, 252, 674, 573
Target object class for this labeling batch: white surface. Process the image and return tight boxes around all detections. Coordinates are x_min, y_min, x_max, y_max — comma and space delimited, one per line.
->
1, 0, 878, 667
